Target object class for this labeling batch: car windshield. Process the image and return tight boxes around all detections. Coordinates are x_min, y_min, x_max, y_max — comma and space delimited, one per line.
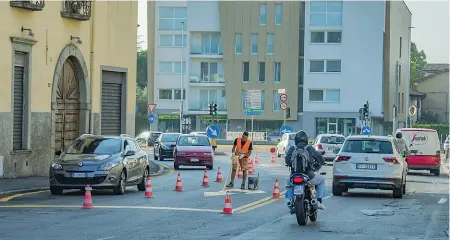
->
149, 132, 161, 139
65, 138, 121, 155
341, 140, 393, 154
161, 134, 180, 142
320, 136, 345, 144
178, 136, 210, 146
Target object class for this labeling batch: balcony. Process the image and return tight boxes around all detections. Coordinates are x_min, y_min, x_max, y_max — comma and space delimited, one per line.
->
189, 72, 225, 86
190, 44, 223, 58
10, 0, 45, 11
188, 101, 227, 112
61, 0, 92, 21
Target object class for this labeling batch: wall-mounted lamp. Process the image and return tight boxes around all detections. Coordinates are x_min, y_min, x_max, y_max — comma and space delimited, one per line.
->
21, 26, 34, 37
71, 35, 82, 44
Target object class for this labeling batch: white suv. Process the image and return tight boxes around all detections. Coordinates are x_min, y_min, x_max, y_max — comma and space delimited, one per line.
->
313, 134, 345, 162
332, 135, 408, 198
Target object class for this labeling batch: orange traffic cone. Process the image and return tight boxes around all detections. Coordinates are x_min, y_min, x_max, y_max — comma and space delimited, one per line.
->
237, 167, 243, 179
215, 167, 223, 182
273, 179, 281, 198
222, 191, 233, 214
175, 173, 183, 192
254, 154, 259, 164
248, 160, 254, 175
271, 153, 276, 163
201, 169, 209, 187
82, 184, 93, 209
144, 177, 153, 198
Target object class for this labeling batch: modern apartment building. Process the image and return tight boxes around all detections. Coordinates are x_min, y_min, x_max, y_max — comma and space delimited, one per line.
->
148, 1, 411, 137
0, 1, 138, 178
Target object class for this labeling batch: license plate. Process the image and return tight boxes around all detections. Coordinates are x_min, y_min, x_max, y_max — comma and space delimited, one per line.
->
72, 172, 87, 178
294, 185, 304, 195
190, 158, 199, 162
356, 164, 377, 170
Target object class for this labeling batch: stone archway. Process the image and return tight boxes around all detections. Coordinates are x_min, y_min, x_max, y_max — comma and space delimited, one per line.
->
51, 44, 90, 151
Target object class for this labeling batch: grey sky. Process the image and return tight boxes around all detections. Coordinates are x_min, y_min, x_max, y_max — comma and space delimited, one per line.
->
137, 0, 449, 63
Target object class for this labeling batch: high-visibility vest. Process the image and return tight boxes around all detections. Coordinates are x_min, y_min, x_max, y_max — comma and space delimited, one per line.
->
236, 138, 251, 155
211, 139, 217, 146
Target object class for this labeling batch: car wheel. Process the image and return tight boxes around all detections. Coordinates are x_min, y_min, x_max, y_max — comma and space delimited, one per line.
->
137, 167, 149, 191
393, 184, 403, 199
431, 169, 440, 176
402, 181, 406, 194
207, 165, 213, 170
154, 152, 158, 160
113, 170, 126, 195
174, 164, 180, 170
332, 185, 343, 196
159, 150, 164, 161
50, 186, 63, 195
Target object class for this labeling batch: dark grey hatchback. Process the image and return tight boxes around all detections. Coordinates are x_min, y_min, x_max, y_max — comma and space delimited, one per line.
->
49, 134, 150, 195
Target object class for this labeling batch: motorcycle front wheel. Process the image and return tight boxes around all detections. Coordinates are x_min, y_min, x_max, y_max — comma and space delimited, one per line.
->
294, 197, 308, 226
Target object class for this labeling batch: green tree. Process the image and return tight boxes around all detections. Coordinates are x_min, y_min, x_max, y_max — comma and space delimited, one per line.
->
135, 35, 149, 134
136, 50, 148, 88
410, 42, 427, 89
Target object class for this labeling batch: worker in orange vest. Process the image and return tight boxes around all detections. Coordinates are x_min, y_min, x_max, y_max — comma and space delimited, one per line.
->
226, 131, 253, 189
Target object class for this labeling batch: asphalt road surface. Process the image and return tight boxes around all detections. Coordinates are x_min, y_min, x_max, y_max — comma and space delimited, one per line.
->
0, 151, 448, 240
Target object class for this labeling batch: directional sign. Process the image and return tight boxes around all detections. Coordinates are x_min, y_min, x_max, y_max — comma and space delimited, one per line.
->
148, 104, 157, 114
245, 90, 261, 116
280, 125, 293, 136
280, 93, 288, 102
148, 114, 155, 124
362, 126, 372, 135
280, 102, 287, 110
206, 124, 221, 139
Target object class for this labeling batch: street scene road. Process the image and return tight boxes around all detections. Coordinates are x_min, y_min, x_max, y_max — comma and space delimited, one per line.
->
0, 150, 448, 240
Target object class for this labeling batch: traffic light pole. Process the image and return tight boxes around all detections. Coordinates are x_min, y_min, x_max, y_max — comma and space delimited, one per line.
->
283, 109, 286, 126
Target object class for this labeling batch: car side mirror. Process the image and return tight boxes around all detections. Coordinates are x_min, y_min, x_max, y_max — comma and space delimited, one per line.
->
55, 149, 62, 156
320, 172, 326, 175
171, 144, 176, 148
124, 150, 135, 157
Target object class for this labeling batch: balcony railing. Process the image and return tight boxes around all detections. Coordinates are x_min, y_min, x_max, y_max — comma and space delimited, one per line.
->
189, 72, 225, 84
189, 101, 227, 112
61, 0, 92, 21
10, 0, 45, 11
190, 44, 223, 56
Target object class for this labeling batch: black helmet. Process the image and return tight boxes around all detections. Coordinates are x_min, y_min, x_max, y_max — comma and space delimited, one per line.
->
295, 130, 309, 145
395, 132, 402, 139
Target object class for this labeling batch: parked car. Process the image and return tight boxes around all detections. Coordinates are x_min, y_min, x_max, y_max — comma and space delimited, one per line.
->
397, 128, 442, 176
173, 134, 214, 170
313, 134, 345, 162
136, 131, 162, 146
154, 133, 181, 161
267, 131, 280, 142
276, 133, 296, 157
49, 134, 150, 195
332, 135, 408, 198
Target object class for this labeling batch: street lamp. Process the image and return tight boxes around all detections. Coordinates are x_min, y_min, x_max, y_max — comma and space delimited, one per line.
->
180, 21, 184, 134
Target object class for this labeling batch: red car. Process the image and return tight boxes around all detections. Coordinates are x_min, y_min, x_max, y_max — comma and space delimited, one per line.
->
173, 134, 214, 170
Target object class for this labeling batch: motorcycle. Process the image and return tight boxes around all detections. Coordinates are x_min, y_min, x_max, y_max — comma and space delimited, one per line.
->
286, 150, 326, 226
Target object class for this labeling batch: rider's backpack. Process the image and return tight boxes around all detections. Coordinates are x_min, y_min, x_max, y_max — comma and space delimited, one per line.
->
289, 146, 310, 173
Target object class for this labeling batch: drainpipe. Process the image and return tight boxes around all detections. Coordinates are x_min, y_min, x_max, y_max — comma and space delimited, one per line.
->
89, 0, 96, 134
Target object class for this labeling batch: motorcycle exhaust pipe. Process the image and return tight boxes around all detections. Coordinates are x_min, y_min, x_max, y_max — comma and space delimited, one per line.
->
310, 199, 319, 208
286, 201, 293, 207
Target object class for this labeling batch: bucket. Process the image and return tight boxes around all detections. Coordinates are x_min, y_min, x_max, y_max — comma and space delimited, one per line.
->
247, 173, 259, 190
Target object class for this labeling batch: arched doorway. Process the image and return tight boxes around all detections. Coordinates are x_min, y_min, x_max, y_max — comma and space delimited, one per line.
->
55, 58, 80, 151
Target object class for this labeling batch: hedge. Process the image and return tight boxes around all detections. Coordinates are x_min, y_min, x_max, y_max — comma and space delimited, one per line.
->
412, 124, 449, 139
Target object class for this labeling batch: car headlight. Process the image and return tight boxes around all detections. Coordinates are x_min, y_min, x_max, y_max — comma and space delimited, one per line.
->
51, 163, 62, 170
161, 144, 170, 150
99, 162, 119, 171
204, 152, 213, 156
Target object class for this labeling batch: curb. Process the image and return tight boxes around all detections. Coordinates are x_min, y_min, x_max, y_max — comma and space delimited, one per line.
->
149, 163, 165, 177
0, 187, 49, 198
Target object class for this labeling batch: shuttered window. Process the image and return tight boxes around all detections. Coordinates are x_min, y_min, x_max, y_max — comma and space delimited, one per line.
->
13, 52, 27, 150
101, 83, 122, 135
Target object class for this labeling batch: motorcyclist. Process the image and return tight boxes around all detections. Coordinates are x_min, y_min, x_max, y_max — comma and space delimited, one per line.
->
395, 132, 408, 155
285, 130, 326, 210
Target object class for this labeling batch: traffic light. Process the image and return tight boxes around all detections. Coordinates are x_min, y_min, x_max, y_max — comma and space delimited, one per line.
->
363, 102, 369, 119
285, 107, 291, 119
212, 103, 217, 116
209, 104, 213, 115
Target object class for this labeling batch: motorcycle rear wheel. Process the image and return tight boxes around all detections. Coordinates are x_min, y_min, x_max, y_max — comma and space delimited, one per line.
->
295, 197, 308, 226
309, 210, 317, 221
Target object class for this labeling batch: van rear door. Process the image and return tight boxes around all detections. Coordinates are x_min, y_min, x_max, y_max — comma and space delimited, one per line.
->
400, 129, 440, 167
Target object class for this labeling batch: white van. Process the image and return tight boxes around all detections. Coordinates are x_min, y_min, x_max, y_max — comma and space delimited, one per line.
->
396, 128, 441, 176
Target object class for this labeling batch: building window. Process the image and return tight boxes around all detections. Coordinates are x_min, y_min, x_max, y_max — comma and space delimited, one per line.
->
259, 62, 265, 82
273, 90, 280, 111
13, 52, 29, 150
311, 31, 342, 43
251, 34, 258, 54
310, 60, 341, 73
399, 37, 402, 58
274, 62, 281, 82
159, 34, 186, 47
235, 33, 242, 54
174, 89, 186, 100
159, 7, 187, 30
309, 89, 340, 102
201, 33, 222, 55
310, 1, 343, 26
398, 65, 402, 85
158, 61, 186, 74
243, 62, 249, 82
261, 90, 265, 110
159, 89, 173, 100
260, 3, 267, 25
275, 3, 282, 25
267, 33, 274, 54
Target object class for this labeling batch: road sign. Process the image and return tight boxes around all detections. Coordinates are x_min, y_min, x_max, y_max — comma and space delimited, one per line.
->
362, 126, 372, 135
280, 125, 293, 136
280, 93, 288, 102
278, 89, 286, 94
148, 114, 155, 124
206, 124, 221, 139
280, 102, 287, 110
148, 104, 157, 114
270, 147, 276, 153
245, 90, 262, 116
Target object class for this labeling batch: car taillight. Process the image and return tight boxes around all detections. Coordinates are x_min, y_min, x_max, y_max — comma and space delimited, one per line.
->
293, 177, 303, 183
383, 157, 399, 164
316, 144, 323, 150
335, 156, 351, 162
445, 140, 449, 144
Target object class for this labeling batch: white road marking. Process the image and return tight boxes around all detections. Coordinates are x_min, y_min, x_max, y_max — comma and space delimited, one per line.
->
95, 237, 116, 240
438, 198, 448, 204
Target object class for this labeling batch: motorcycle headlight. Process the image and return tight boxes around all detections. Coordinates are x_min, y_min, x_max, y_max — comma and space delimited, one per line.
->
51, 163, 63, 170
99, 162, 119, 171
